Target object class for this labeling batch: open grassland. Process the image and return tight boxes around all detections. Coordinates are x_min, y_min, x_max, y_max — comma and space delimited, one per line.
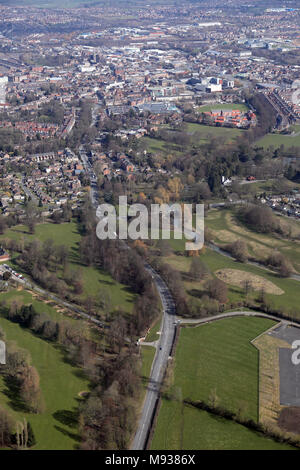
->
145, 317, 162, 343
257, 127, 300, 149
196, 103, 249, 113
151, 317, 295, 450
205, 208, 300, 274
0, 315, 89, 450
245, 177, 300, 195
164, 245, 300, 319
215, 268, 284, 295
142, 122, 245, 155
184, 122, 244, 143
0, 221, 135, 315
151, 400, 293, 450
0, 288, 80, 324
139, 346, 156, 408
141, 346, 156, 381
201, 249, 300, 316
169, 317, 275, 421
142, 136, 183, 156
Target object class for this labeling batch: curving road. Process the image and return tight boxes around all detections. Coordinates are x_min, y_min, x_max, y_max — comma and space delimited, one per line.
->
131, 264, 176, 450
178, 309, 300, 328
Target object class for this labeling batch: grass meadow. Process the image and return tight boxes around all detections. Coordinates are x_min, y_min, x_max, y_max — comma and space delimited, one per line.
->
151, 317, 294, 450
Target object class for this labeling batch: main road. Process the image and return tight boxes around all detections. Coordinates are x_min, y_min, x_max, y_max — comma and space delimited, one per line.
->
132, 264, 176, 450
78, 144, 177, 449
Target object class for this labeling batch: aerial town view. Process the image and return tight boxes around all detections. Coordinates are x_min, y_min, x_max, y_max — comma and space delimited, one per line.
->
0, 0, 300, 458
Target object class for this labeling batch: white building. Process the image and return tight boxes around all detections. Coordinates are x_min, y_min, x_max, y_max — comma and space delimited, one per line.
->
0, 76, 8, 105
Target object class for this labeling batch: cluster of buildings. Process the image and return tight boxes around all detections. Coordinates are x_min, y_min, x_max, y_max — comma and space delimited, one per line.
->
0, 5, 298, 140
202, 108, 257, 128
0, 2, 298, 214
261, 193, 300, 219
0, 148, 86, 216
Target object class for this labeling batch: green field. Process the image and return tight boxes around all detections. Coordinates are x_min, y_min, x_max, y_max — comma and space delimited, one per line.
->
205, 207, 300, 270
197, 103, 249, 113
0, 222, 135, 315
145, 317, 162, 343
151, 317, 294, 450
190, 248, 300, 316
169, 317, 275, 420
185, 122, 244, 143
142, 136, 182, 156
0, 289, 75, 323
257, 126, 300, 149
0, 314, 89, 450
141, 346, 155, 388
140, 345, 156, 405
142, 121, 245, 156
151, 400, 293, 450
164, 246, 300, 320
148, 214, 300, 318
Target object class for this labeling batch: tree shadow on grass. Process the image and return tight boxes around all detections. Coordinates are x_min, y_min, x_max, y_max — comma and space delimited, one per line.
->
99, 279, 115, 286
71, 368, 89, 380
2, 376, 28, 413
10, 228, 30, 236
53, 409, 79, 429
54, 425, 81, 445
187, 288, 204, 299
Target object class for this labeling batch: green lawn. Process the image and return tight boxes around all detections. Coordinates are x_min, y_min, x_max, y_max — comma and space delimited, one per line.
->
197, 103, 249, 113
145, 317, 162, 343
151, 400, 293, 450
0, 222, 80, 248
0, 289, 87, 328
141, 346, 155, 382
202, 208, 300, 314
185, 122, 245, 143
257, 128, 300, 149
140, 346, 156, 403
149, 215, 300, 318
164, 240, 300, 318
142, 122, 245, 155
202, 248, 300, 316
142, 136, 182, 156
0, 315, 89, 450
151, 316, 295, 450
170, 317, 275, 421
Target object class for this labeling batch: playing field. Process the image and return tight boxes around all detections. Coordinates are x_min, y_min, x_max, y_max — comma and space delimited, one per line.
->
257, 126, 300, 149
151, 317, 296, 450
151, 400, 293, 450
169, 317, 275, 420
197, 103, 249, 113
185, 122, 245, 142
142, 121, 245, 156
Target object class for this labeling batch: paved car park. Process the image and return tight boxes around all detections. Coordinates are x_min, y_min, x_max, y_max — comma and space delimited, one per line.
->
269, 323, 300, 345
279, 348, 300, 406
269, 324, 300, 406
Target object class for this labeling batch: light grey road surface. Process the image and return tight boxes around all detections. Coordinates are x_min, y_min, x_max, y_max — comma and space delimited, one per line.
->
131, 264, 176, 450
